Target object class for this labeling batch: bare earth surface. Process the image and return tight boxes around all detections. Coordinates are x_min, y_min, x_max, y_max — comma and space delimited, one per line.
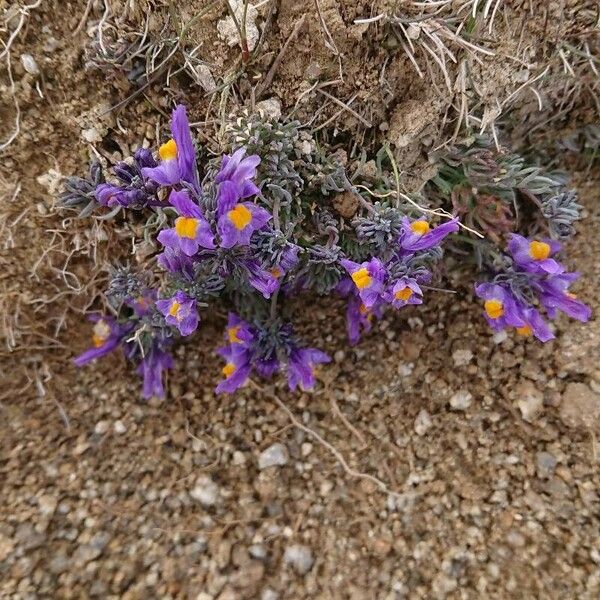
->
1, 0, 599, 598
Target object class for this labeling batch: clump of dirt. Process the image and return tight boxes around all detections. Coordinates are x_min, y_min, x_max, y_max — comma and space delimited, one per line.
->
0, 0, 599, 597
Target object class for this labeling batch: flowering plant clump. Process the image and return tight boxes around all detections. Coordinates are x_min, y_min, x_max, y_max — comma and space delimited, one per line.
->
61, 105, 590, 399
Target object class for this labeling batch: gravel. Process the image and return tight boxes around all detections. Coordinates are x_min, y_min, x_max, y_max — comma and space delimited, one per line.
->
258, 443, 289, 470
283, 544, 314, 575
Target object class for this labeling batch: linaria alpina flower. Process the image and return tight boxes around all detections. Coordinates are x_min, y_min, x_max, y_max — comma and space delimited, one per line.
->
73, 315, 128, 366
539, 273, 591, 322
156, 247, 195, 280
158, 190, 215, 256
215, 345, 252, 393
137, 347, 174, 399
217, 202, 271, 248
514, 306, 554, 342
340, 257, 386, 308
225, 312, 254, 348
215, 148, 261, 211
508, 234, 563, 275
95, 149, 160, 209
142, 105, 199, 190
398, 217, 459, 253
156, 291, 199, 336
474, 283, 526, 330
382, 277, 423, 309
287, 347, 331, 391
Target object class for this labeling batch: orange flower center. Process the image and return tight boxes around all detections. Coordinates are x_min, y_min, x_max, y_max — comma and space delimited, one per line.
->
222, 363, 236, 377
159, 139, 177, 161
175, 216, 199, 239
169, 301, 181, 318
516, 324, 533, 337
351, 267, 372, 290
228, 326, 242, 344
410, 220, 430, 235
528, 241, 551, 260
484, 299, 504, 319
395, 287, 413, 301
228, 204, 253, 231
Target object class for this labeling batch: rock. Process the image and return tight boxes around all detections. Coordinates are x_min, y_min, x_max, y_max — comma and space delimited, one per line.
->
283, 544, 314, 575
217, 0, 259, 51
449, 390, 472, 411
38, 494, 58, 517
190, 476, 220, 507
249, 544, 267, 560
48, 554, 70, 575
256, 98, 282, 120
301, 442, 313, 457
515, 381, 543, 422
414, 409, 432, 436
452, 349, 473, 367
262, 589, 279, 600
493, 330, 508, 344
81, 127, 103, 143
195, 64, 217, 93
94, 420, 110, 435
332, 191, 359, 219
20, 53, 40, 75
0, 533, 15, 561
560, 383, 600, 429
536, 451, 558, 479
112, 420, 126, 434
258, 443, 289, 470
15, 523, 44, 550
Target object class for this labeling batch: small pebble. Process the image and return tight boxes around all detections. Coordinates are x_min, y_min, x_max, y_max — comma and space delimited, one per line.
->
450, 390, 472, 411
20, 53, 40, 75
113, 420, 127, 435
258, 443, 289, 470
283, 544, 314, 575
190, 476, 220, 507
414, 409, 432, 436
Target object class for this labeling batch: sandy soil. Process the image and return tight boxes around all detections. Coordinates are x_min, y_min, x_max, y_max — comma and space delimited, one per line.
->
1, 0, 599, 598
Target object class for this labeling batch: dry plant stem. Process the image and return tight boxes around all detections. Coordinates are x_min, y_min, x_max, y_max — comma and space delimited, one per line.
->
252, 382, 408, 501
256, 14, 307, 98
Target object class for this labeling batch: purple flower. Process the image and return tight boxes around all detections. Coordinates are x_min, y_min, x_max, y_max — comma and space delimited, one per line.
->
383, 277, 423, 309
125, 289, 157, 317
141, 105, 199, 190
269, 245, 300, 284
287, 347, 331, 392
255, 355, 280, 378
246, 260, 279, 298
225, 313, 254, 348
156, 247, 195, 280
399, 217, 459, 253
539, 273, 591, 322
137, 348, 174, 399
215, 149, 261, 214
158, 190, 215, 256
474, 283, 525, 330
340, 257, 386, 308
156, 291, 199, 336
95, 149, 160, 209
515, 306, 554, 342
345, 294, 383, 345
73, 315, 126, 366
217, 202, 271, 248
215, 345, 252, 394
508, 234, 563, 275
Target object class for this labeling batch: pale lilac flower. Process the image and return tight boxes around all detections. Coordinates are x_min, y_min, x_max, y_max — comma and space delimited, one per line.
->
217, 202, 271, 248
399, 217, 459, 253
340, 257, 386, 308
215, 148, 261, 214
156, 290, 199, 336
508, 234, 563, 275
142, 105, 199, 190
158, 190, 215, 256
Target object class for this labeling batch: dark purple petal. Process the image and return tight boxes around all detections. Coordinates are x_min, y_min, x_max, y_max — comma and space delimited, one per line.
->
171, 105, 199, 190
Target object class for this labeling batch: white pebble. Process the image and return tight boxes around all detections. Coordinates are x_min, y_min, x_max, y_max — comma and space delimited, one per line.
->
283, 544, 314, 575
113, 420, 127, 435
452, 349, 473, 367
258, 443, 289, 470
449, 390, 472, 411
20, 53, 39, 75
190, 476, 220, 507
414, 409, 432, 436
94, 420, 109, 435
